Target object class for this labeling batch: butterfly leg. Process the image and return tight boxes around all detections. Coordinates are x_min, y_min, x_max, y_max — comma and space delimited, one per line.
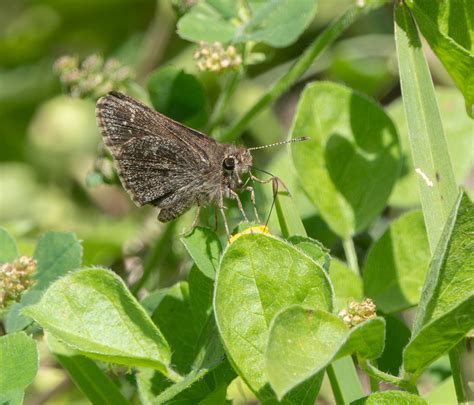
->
229, 190, 249, 223
218, 192, 230, 238
244, 186, 260, 223
181, 206, 201, 235
250, 173, 291, 196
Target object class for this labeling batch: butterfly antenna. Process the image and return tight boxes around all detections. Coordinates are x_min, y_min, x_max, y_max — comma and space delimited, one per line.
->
247, 136, 309, 151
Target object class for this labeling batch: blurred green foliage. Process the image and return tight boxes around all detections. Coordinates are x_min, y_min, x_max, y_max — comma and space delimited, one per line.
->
0, 0, 472, 403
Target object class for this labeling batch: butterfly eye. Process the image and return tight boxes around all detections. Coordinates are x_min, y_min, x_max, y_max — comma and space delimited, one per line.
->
223, 157, 235, 171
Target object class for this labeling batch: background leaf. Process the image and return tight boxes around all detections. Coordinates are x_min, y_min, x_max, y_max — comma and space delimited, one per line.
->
330, 259, 363, 312
24, 268, 171, 374
5, 231, 82, 332
214, 233, 332, 402
47, 335, 130, 405
0, 332, 38, 402
394, 2, 458, 251
148, 66, 207, 127
177, 0, 318, 48
0, 227, 19, 263
290, 81, 401, 238
403, 192, 474, 376
405, 0, 474, 116
388, 87, 474, 207
363, 210, 430, 313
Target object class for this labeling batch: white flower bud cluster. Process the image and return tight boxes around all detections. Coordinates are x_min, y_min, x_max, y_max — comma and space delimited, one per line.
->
194, 42, 242, 73
53, 54, 133, 98
338, 298, 376, 327
0, 256, 36, 308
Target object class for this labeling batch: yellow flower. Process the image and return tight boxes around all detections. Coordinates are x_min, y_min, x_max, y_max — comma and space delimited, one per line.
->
229, 225, 270, 244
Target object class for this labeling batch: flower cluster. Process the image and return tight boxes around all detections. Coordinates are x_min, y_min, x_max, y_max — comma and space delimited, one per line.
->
53, 54, 133, 98
194, 42, 242, 73
338, 298, 376, 327
0, 256, 37, 308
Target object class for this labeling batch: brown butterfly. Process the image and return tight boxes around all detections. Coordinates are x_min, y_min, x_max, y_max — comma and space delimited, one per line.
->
96, 91, 306, 234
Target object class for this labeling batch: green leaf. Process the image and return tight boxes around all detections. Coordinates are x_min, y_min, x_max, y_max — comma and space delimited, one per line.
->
31, 231, 82, 291
236, 0, 319, 47
394, 2, 459, 251
47, 335, 130, 405
151, 282, 202, 374
275, 190, 308, 238
405, 0, 474, 116
388, 88, 474, 207
188, 265, 214, 332
329, 259, 363, 312
181, 227, 222, 280
350, 390, 427, 404
265, 306, 385, 399
363, 210, 430, 313
137, 316, 234, 404
23, 268, 171, 374
288, 235, 330, 271
403, 192, 474, 376
0, 332, 38, 401
0, 227, 18, 263
290, 81, 401, 238
214, 233, 332, 402
5, 231, 83, 332
148, 67, 207, 126
377, 314, 411, 375
177, 0, 318, 48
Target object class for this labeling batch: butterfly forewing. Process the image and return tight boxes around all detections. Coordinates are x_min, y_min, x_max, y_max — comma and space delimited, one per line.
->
96, 91, 224, 210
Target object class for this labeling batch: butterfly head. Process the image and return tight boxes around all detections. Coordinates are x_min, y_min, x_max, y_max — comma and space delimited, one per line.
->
222, 146, 252, 188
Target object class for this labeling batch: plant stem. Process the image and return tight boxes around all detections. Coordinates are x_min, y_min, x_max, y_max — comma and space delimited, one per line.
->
342, 238, 359, 276
358, 356, 418, 394
131, 222, 176, 295
327, 356, 364, 404
218, 4, 365, 143
449, 338, 474, 403
368, 360, 379, 392
207, 70, 242, 133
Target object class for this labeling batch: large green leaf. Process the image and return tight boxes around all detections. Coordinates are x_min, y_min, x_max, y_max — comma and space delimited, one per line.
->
214, 233, 333, 402
23, 268, 171, 374
5, 231, 83, 332
405, 0, 474, 116
394, 2, 459, 251
0, 332, 38, 402
265, 306, 385, 399
290, 81, 401, 238
388, 88, 474, 207
48, 335, 130, 405
177, 0, 318, 48
403, 192, 474, 376
363, 210, 430, 313
0, 227, 18, 263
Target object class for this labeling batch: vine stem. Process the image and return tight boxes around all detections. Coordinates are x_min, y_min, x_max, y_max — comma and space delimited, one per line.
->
218, 4, 366, 143
342, 237, 360, 276
358, 356, 418, 394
